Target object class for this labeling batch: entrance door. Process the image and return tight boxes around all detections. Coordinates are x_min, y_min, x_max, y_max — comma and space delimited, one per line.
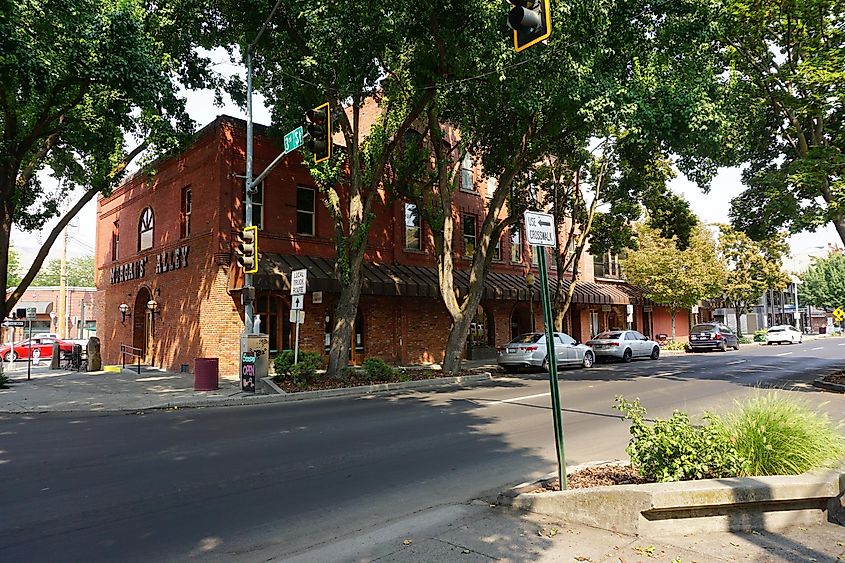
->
133, 287, 151, 360
351, 311, 365, 365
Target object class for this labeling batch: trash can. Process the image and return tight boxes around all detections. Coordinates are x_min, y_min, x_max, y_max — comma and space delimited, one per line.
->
194, 358, 219, 391
819, 326, 826, 334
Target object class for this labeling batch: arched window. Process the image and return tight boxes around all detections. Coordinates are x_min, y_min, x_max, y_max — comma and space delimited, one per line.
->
138, 207, 154, 251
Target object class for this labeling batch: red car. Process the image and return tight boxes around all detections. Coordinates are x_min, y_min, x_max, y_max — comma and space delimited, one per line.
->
1, 336, 74, 362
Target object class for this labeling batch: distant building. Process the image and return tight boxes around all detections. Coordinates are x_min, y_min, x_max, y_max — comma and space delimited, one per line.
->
3, 286, 96, 343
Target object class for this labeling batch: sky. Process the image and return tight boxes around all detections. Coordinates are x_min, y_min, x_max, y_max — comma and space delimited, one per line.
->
9, 52, 841, 276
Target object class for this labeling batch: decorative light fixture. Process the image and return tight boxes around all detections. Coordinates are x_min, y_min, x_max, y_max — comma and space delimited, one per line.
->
147, 300, 159, 316
119, 303, 130, 323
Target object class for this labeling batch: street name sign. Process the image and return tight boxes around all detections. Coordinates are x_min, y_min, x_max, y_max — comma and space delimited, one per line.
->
291, 294, 304, 311
3, 320, 25, 327
523, 211, 556, 247
284, 126, 304, 153
290, 269, 307, 295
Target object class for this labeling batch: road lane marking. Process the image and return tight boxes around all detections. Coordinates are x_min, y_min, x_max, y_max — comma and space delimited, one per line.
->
776, 352, 793, 356
839, 343, 845, 346
484, 392, 551, 406
812, 347, 824, 351
726, 360, 746, 365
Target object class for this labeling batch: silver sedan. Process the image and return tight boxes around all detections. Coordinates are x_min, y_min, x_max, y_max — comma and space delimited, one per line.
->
497, 332, 595, 373
586, 330, 660, 362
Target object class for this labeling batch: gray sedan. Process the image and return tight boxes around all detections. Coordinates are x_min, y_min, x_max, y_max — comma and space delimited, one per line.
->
497, 332, 595, 373
586, 330, 660, 362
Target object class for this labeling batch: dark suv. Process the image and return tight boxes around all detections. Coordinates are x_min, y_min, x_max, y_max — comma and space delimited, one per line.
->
688, 323, 740, 352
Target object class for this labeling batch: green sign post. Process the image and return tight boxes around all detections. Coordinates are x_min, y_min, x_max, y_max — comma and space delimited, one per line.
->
524, 210, 568, 490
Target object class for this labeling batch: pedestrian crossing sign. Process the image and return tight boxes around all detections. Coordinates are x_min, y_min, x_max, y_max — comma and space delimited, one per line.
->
833, 307, 844, 322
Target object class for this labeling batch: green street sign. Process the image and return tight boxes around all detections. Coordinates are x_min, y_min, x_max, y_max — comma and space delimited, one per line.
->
284, 126, 304, 153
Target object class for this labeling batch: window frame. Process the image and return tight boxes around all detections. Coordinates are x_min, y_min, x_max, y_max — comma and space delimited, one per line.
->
296, 186, 316, 236
138, 207, 154, 252
111, 221, 120, 262
510, 229, 522, 263
180, 187, 192, 239
404, 202, 422, 251
460, 153, 476, 193
463, 214, 477, 258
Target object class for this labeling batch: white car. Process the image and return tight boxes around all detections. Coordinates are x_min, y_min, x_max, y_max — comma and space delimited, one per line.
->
766, 325, 802, 345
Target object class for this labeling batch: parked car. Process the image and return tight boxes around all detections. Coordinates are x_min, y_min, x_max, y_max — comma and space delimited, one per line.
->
766, 325, 803, 345
688, 323, 739, 352
586, 330, 660, 362
0, 336, 74, 362
497, 332, 594, 373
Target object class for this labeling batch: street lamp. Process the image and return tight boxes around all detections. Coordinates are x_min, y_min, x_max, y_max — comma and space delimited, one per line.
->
119, 303, 130, 323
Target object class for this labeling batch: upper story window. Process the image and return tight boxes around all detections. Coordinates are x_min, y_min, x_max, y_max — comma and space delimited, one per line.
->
594, 251, 623, 279
138, 208, 154, 251
111, 221, 119, 262
486, 177, 497, 200
297, 186, 316, 236
511, 229, 522, 263
460, 153, 475, 192
242, 180, 264, 229
180, 187, 192, 238
404, 202, 421, 250
564, 239, 576, 273
492, 236, 502, 261
463, 214, 476, 258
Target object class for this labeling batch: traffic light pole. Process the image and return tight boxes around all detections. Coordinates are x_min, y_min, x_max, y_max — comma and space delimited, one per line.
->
244, 47, 256, 335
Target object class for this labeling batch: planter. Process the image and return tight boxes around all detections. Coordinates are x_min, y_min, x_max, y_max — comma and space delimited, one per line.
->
499, 469, 845, 536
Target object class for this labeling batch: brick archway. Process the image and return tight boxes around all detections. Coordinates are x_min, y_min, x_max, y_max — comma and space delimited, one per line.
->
133, 287, 151, 359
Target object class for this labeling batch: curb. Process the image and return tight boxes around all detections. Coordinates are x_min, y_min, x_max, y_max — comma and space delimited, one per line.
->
813, 376, 845, 393
499, 465, 845, 536
143, 372, 494, 410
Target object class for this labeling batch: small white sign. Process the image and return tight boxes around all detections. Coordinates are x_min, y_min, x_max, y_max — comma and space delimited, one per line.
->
312, 291, 323, 304
626, 304, 634, 315
291, 294, 304, 311
523, 211, 556, 247
290, 269, 308, 295
26, 307, 36, 320
289, 309, 305, 324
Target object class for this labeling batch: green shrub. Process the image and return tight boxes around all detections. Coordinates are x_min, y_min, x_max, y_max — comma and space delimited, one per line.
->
615, 397, 746, 482
362, 357, 397, 381
738, 336, 753, 344
273, 350, 324, 388
753, 329, 767, 342
723, 393, 845, 476
660, 339, 687, 351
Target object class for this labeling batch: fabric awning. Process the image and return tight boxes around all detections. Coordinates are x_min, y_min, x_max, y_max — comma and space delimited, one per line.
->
16, 301, 54, 314
252, 254, 649, 306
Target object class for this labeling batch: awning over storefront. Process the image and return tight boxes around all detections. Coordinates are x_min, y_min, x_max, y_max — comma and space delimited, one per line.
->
250, 254, 652, 307
16, 301, 54, 314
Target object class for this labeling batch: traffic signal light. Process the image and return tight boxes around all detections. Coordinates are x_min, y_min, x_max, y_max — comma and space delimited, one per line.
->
507, 0, 551, 52
305, 102, 331, 163
237, 225, 259, 274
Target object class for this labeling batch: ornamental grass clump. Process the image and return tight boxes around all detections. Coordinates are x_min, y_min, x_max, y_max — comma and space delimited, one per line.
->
724, 393, 845, 476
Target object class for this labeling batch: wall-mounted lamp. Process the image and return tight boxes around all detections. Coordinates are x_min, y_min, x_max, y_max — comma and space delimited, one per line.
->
119, 303, 130, 323
147, 300, 159, 317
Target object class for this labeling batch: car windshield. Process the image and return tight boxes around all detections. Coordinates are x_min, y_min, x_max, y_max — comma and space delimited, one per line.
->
594, 331, 623, 340
690, 324, 717, 334
768, 327, 784, 332
510, 333, 543, 344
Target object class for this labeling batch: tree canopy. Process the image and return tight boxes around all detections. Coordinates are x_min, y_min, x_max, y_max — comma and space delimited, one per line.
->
622, 223, 726, 338
799, 252, 845, 309
1, 0, 221, 318
30, 256, 95, 287
721, 0, 845, 246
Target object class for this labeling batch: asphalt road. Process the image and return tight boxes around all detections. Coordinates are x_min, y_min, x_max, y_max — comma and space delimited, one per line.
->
1, 340, 843, 562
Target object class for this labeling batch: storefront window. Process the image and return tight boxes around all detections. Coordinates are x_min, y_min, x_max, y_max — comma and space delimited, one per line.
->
468, 305, 493, 347
256, 295, 279, 353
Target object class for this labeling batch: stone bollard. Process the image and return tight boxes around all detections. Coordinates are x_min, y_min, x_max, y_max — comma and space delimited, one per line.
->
87, 337, 102, 371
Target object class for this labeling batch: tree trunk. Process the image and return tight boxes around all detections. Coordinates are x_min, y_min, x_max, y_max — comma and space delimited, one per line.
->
670, 309, 677, 340
0, 205, 11, 321
326, 243, 365, 377
441, 302, 475, 373
734, 307, 743, 337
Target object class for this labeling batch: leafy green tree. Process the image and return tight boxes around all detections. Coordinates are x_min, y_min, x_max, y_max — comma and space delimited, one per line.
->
622, 223, 727, 339
31, 256, 94, 287
6, 244, 21, 287
717, 225, 790, 336
799, 252, 845, 310
721, 0, 845, 246
217, 0, 438, 376
392, 0, 726, 370
1, 0, 220, 320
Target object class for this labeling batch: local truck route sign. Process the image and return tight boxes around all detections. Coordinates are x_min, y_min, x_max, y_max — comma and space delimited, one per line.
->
290, 269, 307, 295
524, 211, 556, 247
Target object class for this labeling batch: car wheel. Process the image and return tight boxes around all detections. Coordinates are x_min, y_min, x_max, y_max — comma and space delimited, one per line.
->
541, 357, 549, 373
622, 348, 633, 363
767, 341, 772, 346
582, 352, 594, 369
4, 351, 16, 362
719, 341, 728, 352
650, 346, 660, 360
799, 336, 803, 344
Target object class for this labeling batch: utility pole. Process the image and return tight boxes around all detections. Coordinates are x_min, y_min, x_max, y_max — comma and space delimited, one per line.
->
58, 223, 69, 339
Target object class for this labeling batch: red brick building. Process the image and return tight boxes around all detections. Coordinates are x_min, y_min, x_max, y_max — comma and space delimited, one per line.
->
3, 286, 96, 344
94, 116, 690, 376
